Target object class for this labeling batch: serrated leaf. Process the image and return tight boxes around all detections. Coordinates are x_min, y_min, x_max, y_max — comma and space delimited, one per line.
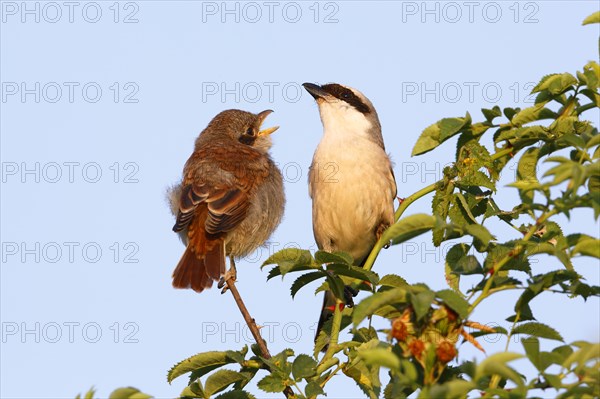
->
572, 237, 600, 258
305, 381, 324, 398
475, 352, 524, 386
512, 322, 563, 341
358, 347, 400, 371
379, 274, 409, 288
445, 262, 461, 293
516, 147, 541, 204
204, 370, 248, 397
410, 289, 435, 320
446, 243, 482, 276
436, 289, 469, 319
292, 355, 317, 381
463, 224, 494, 251
454, 193, 477, 223
262, 249, 317, 278
511, 103, 556, 126
456, 171, 495, 191
583, 11, 600, 25
256, 374, 286, 393
315, 250, 353, 265
109, 388, 152, 399
327, 264, 379, 285
532, 73, 577, 95
180, 382, 204, 398
214, 390, 256, 399
290, 271, 325, 299
168, 351, 234, 384
428, 380, 476, 399
381, 214, 436, 245
412, 114, 471, 156
482, 106, 502, 122
353, 288, 407, 326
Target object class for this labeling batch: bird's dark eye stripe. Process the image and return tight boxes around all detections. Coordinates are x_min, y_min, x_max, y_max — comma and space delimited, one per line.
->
322, 83, 371, 114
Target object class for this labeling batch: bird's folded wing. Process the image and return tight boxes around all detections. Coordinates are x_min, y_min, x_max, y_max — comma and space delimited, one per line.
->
172, 183, 250, 235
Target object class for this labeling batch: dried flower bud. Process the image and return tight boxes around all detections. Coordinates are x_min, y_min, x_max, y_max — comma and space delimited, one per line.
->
436, 340, 457, 363
391, 317, 408, 342
408, 339, 425, 359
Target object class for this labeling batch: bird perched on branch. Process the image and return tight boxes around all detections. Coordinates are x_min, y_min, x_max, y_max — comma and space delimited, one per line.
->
168, 109, 285, 293
303, 82, 397, 342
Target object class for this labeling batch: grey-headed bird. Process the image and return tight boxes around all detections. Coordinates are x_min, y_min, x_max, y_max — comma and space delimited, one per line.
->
169, 109, 285, 293
303, 83, 397, 341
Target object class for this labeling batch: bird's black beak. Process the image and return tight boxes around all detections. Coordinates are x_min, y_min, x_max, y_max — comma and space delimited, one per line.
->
303, 83, 329, 100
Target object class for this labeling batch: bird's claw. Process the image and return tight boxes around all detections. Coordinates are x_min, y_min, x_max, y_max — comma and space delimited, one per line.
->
218, 268, 237, 294
344, 285, 359, 308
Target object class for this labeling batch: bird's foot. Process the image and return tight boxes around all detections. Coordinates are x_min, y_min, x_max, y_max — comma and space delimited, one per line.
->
343, 285, 359, 308
218, 266, 237, 294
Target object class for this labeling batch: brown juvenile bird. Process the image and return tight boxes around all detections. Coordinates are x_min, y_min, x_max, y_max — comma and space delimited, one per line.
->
168, 109, 285, 292
303, 83, 397, 343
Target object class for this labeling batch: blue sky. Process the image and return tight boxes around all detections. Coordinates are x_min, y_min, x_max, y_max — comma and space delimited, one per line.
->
1, 1, 599, 398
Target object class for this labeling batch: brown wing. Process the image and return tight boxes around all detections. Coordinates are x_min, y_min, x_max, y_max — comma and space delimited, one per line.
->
173, 144, 267, 234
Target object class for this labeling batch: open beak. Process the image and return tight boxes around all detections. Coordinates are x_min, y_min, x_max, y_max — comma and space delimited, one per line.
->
302, 83, 330, 100
257, 109, 279, 136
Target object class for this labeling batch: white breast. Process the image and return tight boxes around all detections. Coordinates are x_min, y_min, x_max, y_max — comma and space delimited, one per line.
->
309, 128, 396, 263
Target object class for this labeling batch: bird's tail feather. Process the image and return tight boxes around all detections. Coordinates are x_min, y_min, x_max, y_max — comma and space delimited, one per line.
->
315, 290, 336, 350
172, 241, 225, 293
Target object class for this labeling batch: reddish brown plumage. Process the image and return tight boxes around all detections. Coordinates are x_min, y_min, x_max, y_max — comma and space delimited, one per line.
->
170, 109, 284, 294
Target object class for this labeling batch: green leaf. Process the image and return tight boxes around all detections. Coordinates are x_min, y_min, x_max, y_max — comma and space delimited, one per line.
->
563, 342, 600, 373
512, 322, 564, 341
213, 390, 257, 399
256, 374, 286, 393
290, 271, 325, 299
445, 262, 461, 293
77, 388, 96, 399
292, 354, 317, 381
456, 171, 495, 191
353, 288, 407, 326
511, 103, 556, 125
428, 380, 476, 399
463, 224, 494, 252
482, 106, 502, 123
516, 147, 541, 204
381, 214, 436, 245
412, 113, 471, 156
315, 250, 353, 265
475, 352, 524, 386
327, 264, 379, 285
168, 351, 235, 384
262, 248, 317, 278
436, 289, 469, 319
109, 388, 152, 399
572, 236, 600, 258
583, 11, 600, 25
410, 289, 435, 320
446, 243, 482, 276
379, 274, 409, 288
205, 370, 248, 397
358, 347, 400, 371
454, 193, 477, 223
180, 382, 204, 398
522, 337, 543, 371
325, 274, 347, 301
225, 347, 248, 365
532, 73, 577, 95
305, 381, 325, 398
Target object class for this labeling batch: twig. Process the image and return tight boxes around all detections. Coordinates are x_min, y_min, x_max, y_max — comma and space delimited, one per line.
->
225, 278, 295, 398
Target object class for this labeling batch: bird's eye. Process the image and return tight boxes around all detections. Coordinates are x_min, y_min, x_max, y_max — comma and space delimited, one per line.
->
246, 127, 255, 136
341, 92, 351, 99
